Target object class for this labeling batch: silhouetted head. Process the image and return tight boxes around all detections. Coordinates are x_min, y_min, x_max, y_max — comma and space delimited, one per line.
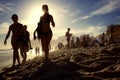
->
11, 14, 18, 23
68, 28, 70, 31
87, 35, 89, 37
23, 25, 27, 30
77, 37, 79, 40
42, 5, 49, 13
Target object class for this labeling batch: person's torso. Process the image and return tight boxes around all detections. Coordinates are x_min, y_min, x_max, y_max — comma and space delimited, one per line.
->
10, 23, 23, 40
66, 32, 71, 38
40, 14, 51, 32
24, 31, 29, 41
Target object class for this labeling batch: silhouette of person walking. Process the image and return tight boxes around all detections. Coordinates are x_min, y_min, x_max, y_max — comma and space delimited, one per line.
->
4, 14, 23, 68
20, 25, 32, 64
37, 47, 40, 55
76, 37, 80, 48
101, 33, 105, 46
65, 28, 72, 49
34, 5, 55, 61
35, 47, 38, 56
35, 47, 40, 56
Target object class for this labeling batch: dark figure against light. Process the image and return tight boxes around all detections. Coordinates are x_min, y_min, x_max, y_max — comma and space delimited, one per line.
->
65, 28, 72, 49
20, 25, 32, 64
34, 5, 55, 61
4, 14, 24, 68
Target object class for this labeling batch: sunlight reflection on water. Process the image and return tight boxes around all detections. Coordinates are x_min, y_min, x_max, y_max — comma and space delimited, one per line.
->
0, 47, 56, 70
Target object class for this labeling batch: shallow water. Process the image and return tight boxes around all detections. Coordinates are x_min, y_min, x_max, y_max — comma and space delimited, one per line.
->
0, 48, 43, 70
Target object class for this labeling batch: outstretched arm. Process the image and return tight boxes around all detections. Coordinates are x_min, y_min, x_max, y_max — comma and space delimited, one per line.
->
50, 15, 55, 27
4, 26, 11, 45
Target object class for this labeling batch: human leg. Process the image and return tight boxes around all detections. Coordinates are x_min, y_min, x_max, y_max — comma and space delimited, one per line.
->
20, 48, 24, 60
12, 43, 19, 67
12, 50, 16, 67
45, 31, 52, 60
67, 39, 70, 49
24, 52, 27, 62
12, 48, 20, 67
41, 36, 47, 59
16, 49, 20, 65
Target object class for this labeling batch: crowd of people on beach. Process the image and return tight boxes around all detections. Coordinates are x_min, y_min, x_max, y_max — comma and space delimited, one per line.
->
4, 4, 55, 68
64, 26, 120, 49
3, 3, 120, 69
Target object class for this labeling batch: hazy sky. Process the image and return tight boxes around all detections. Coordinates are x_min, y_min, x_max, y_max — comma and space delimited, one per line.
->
0, 0, 120, 49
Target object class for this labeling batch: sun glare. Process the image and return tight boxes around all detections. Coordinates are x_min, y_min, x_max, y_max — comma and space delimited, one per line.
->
27, 6, 43, 24
21, 1, 64, 39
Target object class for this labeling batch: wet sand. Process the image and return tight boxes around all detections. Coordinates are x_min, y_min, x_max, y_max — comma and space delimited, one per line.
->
0, 45, 120, 80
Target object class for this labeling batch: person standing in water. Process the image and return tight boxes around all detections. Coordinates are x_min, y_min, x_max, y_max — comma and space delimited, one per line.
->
65, 28, 72, 49
34, 5, 55, 61
4, 14, 23, 68
20, 25, 32, 64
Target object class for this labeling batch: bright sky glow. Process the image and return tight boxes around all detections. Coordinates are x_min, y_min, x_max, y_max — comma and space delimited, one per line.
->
0, 0, 120, 49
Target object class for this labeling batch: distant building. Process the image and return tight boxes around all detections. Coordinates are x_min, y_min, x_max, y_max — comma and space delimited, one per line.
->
106, 24, 120, 44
